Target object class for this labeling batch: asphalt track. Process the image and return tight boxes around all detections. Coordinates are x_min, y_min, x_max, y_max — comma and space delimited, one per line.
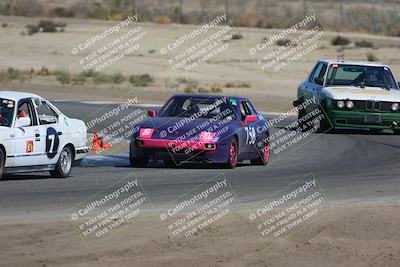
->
1, 100, 400, 221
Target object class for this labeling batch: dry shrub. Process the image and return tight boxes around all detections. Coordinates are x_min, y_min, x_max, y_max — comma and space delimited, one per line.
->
211, 85, 223, 93
198, 87, 210, 93
153, 16, 172, 24
184, 87, 195, 93
366, 52, 378, 62
225, 81, 251, 88
234, 15, 263, 28
233, 14, 279, 28
276, 38, 296, 46
48, 7, 75, 18
331, 35, 351, 46
231, 32, 243, 40
355, 40, 374, 48
36, 67, 52, 76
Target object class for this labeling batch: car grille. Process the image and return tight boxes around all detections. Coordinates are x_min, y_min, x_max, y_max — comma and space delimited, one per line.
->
350, 100, 394, 112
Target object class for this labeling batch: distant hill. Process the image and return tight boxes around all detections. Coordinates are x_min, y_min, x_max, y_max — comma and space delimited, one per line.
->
1, 0, 400, 36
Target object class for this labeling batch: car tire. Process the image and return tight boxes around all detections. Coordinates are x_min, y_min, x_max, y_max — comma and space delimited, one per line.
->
130, 154, 148, 167
50, 146, 73, 178
316, 115, 330, 133
0, 149, 5, 180
222, 137, 238, 169
164, 159, 180, 168
129, 141, 149, 167
251, 138, 270, 166
298, 104, 309, 132
315, 104, 332, 133
370, 129, 382, 134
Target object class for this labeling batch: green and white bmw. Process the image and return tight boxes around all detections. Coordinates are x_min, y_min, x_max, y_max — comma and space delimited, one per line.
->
293, 60, 400, 133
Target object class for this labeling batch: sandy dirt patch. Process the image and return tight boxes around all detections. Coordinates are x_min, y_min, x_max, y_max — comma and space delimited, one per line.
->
1, 205, 399, 267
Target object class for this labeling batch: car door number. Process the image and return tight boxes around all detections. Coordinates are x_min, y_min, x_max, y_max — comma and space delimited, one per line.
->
46, 127, 59, 158
245, 126, 256, 145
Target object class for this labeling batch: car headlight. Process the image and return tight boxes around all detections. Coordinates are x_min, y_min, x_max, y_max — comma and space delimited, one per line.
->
337, 100, 345, 109
199, 131, 216, 143
391, 103, 399, 111
346, 101, 354, 109
139, 128, 154, 138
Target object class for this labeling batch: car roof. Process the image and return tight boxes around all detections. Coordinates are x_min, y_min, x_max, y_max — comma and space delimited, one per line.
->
172, 93, 249, 102
319, 59, 388, 68
0, 91, 41, 101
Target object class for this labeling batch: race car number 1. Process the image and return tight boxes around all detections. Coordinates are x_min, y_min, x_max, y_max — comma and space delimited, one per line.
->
46, 127, 59, 158
245, 126, 256, 145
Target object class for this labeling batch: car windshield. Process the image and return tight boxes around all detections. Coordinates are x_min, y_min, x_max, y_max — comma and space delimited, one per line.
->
325, 64, 398, 89
158, 96, 235, 119
0, 98, 15, 127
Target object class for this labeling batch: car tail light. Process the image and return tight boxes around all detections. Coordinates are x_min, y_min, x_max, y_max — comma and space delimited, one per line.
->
199, 131, 216, 143
139, 128, 154, 138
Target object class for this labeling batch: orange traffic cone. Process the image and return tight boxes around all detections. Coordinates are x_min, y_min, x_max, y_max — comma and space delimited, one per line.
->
92, 132, 111, 151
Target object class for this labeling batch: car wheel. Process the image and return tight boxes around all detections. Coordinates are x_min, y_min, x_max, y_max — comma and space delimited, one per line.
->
130, 153, 149, 167
164, 159, 180, 168
316, 114, 330, 133
50, 146, 73, 178
0, 149, 5, 180
298, 105, 309, 131
251, 138, 270, 165
223, 138, 238, 169
315, 104, 333, 133
370, 128, 382, 134
129, 142, 149, 167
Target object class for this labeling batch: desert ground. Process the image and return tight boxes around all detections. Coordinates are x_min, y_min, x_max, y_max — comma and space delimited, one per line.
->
1, 15, 400, 111
1, 205, 399, 267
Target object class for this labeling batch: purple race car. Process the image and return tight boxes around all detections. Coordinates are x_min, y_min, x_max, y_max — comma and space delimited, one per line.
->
129, 94, 270, 168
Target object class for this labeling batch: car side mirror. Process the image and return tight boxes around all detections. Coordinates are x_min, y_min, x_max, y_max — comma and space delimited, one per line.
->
15, 117, 31, 128
147, 110, 157, 118
39, 115, 57, 124
243, 115, 258, 126
314, 77, 324, 86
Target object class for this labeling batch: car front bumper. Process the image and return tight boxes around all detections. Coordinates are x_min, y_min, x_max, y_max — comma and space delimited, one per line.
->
75, 146, 90, 160
326, 109, 400, 130
130, 138, 230, 163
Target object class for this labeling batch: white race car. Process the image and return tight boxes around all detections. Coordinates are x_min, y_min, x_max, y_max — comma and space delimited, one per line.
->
293, 60, 400, 133
0, 91, 89, 179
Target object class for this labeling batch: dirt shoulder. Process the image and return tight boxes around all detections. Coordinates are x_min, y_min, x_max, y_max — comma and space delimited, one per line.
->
1, 204, 399, 267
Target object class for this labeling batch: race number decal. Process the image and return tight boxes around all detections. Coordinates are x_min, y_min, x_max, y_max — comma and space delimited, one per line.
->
245, 126, 256, 145
46, 127, 59, 158
26, 140, 34, 153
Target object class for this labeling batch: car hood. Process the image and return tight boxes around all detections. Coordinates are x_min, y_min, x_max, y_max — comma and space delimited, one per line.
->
139, 116, 238, 140
322, 86, 400, 101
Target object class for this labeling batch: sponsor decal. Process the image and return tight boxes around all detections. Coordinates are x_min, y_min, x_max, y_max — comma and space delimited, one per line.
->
26, 140, 34, 153
229, 99, 237, 106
